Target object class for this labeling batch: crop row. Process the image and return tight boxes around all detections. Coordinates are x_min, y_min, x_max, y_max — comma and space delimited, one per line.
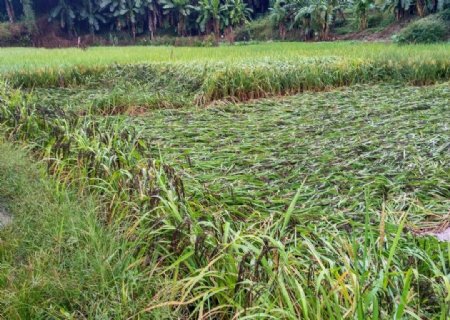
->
4, 55, 449, 106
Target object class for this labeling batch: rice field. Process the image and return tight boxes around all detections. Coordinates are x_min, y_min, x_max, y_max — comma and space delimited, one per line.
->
0, 43, 449, 319
138, 83, 450, 212
1, 42, 450, 72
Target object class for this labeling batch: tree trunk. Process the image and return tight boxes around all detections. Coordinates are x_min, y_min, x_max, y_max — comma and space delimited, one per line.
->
206, 20, 213, 35
359, 10, 368, 31
225, 26, 235, 44
279, 23, 286, 40
128, 15, 136, 42
213, 19, 220, 39
148, 9, 155, 40
320, 13, 329, 40
322, 21, 330, 40
4, 0, 15, 23
303, 18, 313, 41
416, 0, 426, 17
396, 4, 405, 21
177, 14, 186, 36
430, 0, 438, 13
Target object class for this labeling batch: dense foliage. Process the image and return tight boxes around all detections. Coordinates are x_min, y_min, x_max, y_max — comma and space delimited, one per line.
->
0, 0, 448, 41
395, 16, 447, 43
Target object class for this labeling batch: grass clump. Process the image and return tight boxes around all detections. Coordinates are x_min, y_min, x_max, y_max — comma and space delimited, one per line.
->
0, 143, 174, 319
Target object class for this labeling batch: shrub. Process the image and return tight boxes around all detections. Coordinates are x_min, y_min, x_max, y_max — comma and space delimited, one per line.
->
368, 12, 384, 28
0, 22, 32, 46
234, 17, 276, 41
135, 35, 218, 47
395, 18, 447, 44
0, 23, 13, 44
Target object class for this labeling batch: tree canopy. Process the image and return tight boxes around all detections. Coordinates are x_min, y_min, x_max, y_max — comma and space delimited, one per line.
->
0, 0, 448, 40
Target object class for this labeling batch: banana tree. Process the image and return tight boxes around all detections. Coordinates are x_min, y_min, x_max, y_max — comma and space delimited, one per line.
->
122, 0, 145, 40
196, 0, 228, 37
381, 0, 413, 20
142, 0, 161, 39
415, 0, 446, 16
293, 0, 314, 40
159, 0, 195, 36
354, 0, 373, 30
80, 0, 106, 36
226, 0, 252, 27
49, 0, 78, 35
100, 0, 144, 40
21, 0, 36, 29
221, 0, 252, 42
270, 0, 290, 40
296, 0, 337, 40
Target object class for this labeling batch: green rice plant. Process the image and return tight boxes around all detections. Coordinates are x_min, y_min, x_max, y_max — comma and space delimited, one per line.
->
14, 56, 449, 107
0, 44, 449, 318
2, 42, 449, 107
130, 82, 449, 318
0, 43, 449, 72
5, 65, 108, 88
197, 58, 450, 103
0, 82, 185, 225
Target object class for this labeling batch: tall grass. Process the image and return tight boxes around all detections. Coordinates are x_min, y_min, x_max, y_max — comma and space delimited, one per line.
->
0, 143, 175, 319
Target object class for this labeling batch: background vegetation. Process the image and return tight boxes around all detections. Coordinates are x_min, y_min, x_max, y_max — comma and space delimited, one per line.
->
0, 0, 449, 46
395, 12, 449, 43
